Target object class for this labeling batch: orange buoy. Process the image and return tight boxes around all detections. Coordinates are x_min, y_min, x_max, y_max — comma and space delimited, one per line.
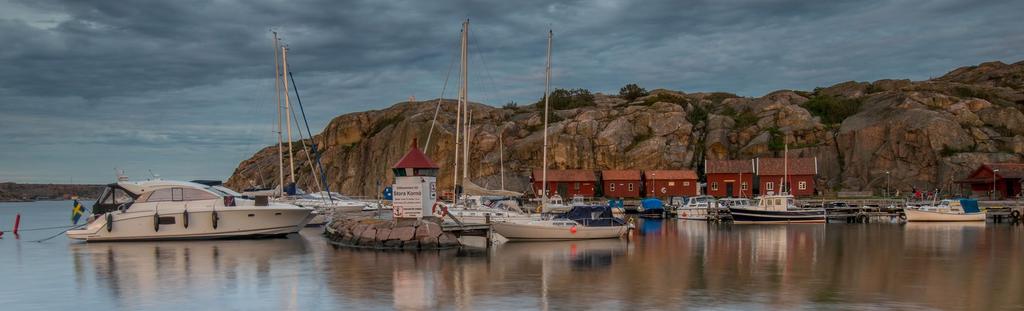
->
570, 226, 577, 234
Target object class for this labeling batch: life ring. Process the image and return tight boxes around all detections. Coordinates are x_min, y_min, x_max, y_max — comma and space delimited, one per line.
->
1011, 210, 1021, 220
183, 210, 190, 229
432, 202, 447, 218
212, 210, 220, 229
858, 214, 869, 223
154, 213, 160, 232
106, 213, 114, 232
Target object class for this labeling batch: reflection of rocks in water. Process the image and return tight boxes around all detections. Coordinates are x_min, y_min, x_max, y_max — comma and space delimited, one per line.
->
69, 237, 309, 308
325, 215, 461, 250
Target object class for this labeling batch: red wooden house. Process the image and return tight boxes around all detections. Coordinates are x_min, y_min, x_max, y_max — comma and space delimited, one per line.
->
601, 170, 642, 198
531, 169, 598, 198
705, 160, 755, 198
755, 157, 818, 197
956, 163, 1024, 199
644, 170, 699, 198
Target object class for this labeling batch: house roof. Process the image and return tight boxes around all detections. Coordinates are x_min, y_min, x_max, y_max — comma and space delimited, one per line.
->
756, 157, 817, 176
645, 170, 697, 180
531, 169, 597, 182
988, 163, 1024, 179
706, 160, 755, 174
962, 163, 1024, 181
392, 139, 438, 169
601, 170, 642, 180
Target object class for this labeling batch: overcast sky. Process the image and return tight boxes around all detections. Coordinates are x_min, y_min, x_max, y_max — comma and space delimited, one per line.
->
1, 0, 1022, 184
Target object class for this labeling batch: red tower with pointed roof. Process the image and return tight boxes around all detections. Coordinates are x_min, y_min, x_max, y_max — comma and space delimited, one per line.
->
391, 139, 438, 219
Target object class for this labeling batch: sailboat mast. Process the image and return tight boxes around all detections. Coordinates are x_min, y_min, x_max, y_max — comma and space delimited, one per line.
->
461, 19, 470, 184
784, 143, 789, 194
273, 32, 284, 197
541, 29, 552, 202
452, 22, 466, 204
500, 128, 504, 190
283, 46, 296, 185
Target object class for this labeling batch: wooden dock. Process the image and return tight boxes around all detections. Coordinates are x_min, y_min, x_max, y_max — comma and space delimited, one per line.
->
442, 223, 494, 247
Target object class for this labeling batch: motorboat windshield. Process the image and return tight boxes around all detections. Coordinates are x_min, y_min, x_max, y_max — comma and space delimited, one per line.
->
92, 184, 138, 215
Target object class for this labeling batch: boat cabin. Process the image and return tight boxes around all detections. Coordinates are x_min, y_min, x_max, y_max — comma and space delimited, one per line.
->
92, 180, 246, 215
755, 195, 796, 212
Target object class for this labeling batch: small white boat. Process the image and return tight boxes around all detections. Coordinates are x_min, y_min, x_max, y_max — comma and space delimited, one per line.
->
675, 195, 716, 220
904, 199, 985, 222
445, 196, 536, 224
67, 180, 314, 241
492, 206, 629, 241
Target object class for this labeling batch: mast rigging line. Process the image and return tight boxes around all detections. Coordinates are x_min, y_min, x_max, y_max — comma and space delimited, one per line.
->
424, 29, 463, 154
288, 71, 334, 203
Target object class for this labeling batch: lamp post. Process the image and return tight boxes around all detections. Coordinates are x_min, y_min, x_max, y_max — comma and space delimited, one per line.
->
885, 171, 890, 198
993, 168, 999, 199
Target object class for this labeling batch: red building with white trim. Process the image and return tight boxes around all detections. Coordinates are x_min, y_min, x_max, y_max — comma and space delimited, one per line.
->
956, 163, 1024, 199
531, 169, 598, 198
601, 170, 642, 198
644, 170, 699, 198
755, 157, 818, 197
705, 160, 755, 198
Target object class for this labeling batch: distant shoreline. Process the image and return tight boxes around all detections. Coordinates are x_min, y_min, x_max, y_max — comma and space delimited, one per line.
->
0, 182, 104, 203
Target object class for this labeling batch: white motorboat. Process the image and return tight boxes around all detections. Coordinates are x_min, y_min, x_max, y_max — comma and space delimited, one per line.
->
492, 206, 630, 241
67, 180, 314, 241
675, 195, 716, 220
445, 196, 536, 224
728, 194, 825, 223
904, 199, 985, 222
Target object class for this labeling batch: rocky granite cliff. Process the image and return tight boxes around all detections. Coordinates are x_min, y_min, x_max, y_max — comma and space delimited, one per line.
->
226, 61, 1024, 197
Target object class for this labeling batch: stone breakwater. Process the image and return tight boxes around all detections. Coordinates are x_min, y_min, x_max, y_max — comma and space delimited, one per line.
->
324, 214, 461, 250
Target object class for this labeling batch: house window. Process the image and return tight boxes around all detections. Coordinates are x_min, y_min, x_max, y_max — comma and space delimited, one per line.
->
741, 182, 748, 190
711, 182, 718, 191
609, 183, 616, 192
668, 181, 676, 186
628, 183, 634, 192
574, 182, 580, 190
766, 182, 774, 191
683, 181, 690, 186
798, 181, 807, 190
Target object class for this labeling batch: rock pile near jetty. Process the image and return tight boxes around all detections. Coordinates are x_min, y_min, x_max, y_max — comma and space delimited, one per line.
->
324, 214, 461, 250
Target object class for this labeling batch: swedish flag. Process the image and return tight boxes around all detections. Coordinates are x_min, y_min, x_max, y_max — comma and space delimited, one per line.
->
71, 200, 84, 225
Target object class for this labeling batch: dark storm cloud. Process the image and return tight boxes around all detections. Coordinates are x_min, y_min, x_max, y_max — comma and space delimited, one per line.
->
1, 0, 1023, 183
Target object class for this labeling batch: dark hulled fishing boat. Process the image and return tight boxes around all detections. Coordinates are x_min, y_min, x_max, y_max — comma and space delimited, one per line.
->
728, 194, 825, 223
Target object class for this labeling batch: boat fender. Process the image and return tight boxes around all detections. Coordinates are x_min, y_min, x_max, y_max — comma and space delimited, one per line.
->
183, 210, 189, 229
898, 213, 907, 221
569, 226, 577, 234
1011, 210, 1021, 220
154, 213, 160, 232
212, 210, 219, 229
106, 213, 113, 232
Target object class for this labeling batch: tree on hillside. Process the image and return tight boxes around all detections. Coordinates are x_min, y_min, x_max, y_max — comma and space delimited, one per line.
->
536, 88, 595, 110
619, 83, 648, 101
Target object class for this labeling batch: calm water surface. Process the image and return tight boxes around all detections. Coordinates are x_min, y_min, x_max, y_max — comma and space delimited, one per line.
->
2, 201, 1022, 310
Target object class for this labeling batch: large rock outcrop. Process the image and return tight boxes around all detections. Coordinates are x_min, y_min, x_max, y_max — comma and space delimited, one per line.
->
226, 60, 1024, 196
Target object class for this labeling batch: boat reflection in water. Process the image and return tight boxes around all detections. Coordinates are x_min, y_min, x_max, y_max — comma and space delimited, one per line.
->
69, 233, 311, 310
53, 216, 1024, 310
